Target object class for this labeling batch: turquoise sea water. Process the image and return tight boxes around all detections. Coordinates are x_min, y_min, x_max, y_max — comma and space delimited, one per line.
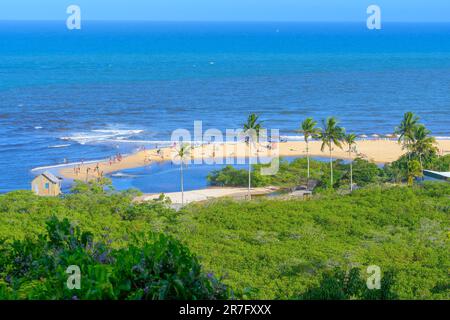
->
0, 21, 449, 192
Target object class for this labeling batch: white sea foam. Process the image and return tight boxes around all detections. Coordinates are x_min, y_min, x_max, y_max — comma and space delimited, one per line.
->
48, 144, 70, 149
31, 159, 105, 172
61, 129, 144, 144
111, 172, 138, 178
34, 126, 43, 130
108, 139, 173, 145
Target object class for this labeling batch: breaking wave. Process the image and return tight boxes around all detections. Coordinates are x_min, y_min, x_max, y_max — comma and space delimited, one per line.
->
60, 129, 144, 145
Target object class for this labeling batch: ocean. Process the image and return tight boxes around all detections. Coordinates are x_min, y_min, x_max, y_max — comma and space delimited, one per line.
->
0, 21, 449, 193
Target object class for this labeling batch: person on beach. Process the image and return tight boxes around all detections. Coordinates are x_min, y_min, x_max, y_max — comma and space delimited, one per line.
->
85, 167, 90, 181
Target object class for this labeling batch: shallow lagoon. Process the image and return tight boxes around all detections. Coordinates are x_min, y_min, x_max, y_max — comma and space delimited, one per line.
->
108, 156, 336, 194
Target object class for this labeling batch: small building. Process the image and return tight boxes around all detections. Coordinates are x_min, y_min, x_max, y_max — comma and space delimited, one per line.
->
31, 171, 62, 196
423, 170, 450, 182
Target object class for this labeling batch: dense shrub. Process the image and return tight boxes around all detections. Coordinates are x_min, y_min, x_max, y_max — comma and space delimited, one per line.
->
177, 183, 450, 299
0, 180, 448, 300
296, 267, 398, 300
208, 157, 386, 190
345, 158, 384, 186
0, 217, 229, 300
207, 165, 251, 187
384, 154, 450, 183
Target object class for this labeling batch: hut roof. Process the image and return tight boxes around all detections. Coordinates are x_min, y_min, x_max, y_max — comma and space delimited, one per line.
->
41, 171, 61, 184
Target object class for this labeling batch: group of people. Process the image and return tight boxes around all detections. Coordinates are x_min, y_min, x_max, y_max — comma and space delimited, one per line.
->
143, 147, 165, 164
72, 161, 104, 180
108, 153, 123, 165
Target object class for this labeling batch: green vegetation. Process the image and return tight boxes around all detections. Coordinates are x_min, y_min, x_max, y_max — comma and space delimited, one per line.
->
385, 154, 450, 184
394, 112, 440, 183
296, 267, 397, 300
0, 216, 228, 300
0, 180, 448, 299
208, 157, 385, 191
179, 183, 449, 299
0, 112, 448, 300
0, 183, 230, 300
209, 111, 447, 190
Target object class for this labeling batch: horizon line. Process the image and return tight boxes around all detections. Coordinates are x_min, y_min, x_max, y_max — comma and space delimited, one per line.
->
1, 19, 450, 24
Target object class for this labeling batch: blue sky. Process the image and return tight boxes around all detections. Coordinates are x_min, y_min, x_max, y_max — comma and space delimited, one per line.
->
1, 0, 450, 22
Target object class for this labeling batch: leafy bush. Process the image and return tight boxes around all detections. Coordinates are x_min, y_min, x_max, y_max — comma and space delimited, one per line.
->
0, 181, 448, 300
0, 217, 229, 300
384, 154, 450, 183
347, 158, 384, 187
296, 267, 398, 300
429, 154, 450, 172
208, 157, 387, 191
176, 183, 450, 299
207, 165, 251, 187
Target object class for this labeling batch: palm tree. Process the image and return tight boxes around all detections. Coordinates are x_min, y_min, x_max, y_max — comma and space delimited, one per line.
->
407, 160, 423, 186
318, 117, 345, 188
395, 112, 419, 153
410, 124, 437, 172
298, 118, 321, 182
175, 143, 191, 206
344, 133, 357, 191
243, 114, 262, 199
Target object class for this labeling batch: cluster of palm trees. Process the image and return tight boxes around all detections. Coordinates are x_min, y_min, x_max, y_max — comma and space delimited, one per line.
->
299, 117, 354, 189
243, 114, 356, 195
176, 112, 437, 205
243, 111, 437, 194
394, 112, 438, 184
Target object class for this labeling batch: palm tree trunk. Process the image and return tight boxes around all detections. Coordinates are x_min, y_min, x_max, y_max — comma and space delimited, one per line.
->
349, 150, 353, 191
180, 160, 184, 205
248, 143, 252, 200
306, 140, 310, 182
330, 147, 333, 187
419, 154, 424, 181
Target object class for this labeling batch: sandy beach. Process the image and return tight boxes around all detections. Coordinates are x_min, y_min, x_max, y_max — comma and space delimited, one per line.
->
59, 139, 450, 181
135, 186, 279, 204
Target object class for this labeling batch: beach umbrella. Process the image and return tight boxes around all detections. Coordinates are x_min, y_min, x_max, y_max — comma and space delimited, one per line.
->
385, 134, 396, 140
359, 134, 368, 140
371, 134, 380, 139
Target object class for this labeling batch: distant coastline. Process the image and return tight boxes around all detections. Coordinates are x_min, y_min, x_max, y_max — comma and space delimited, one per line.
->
57, 139, 450, 182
